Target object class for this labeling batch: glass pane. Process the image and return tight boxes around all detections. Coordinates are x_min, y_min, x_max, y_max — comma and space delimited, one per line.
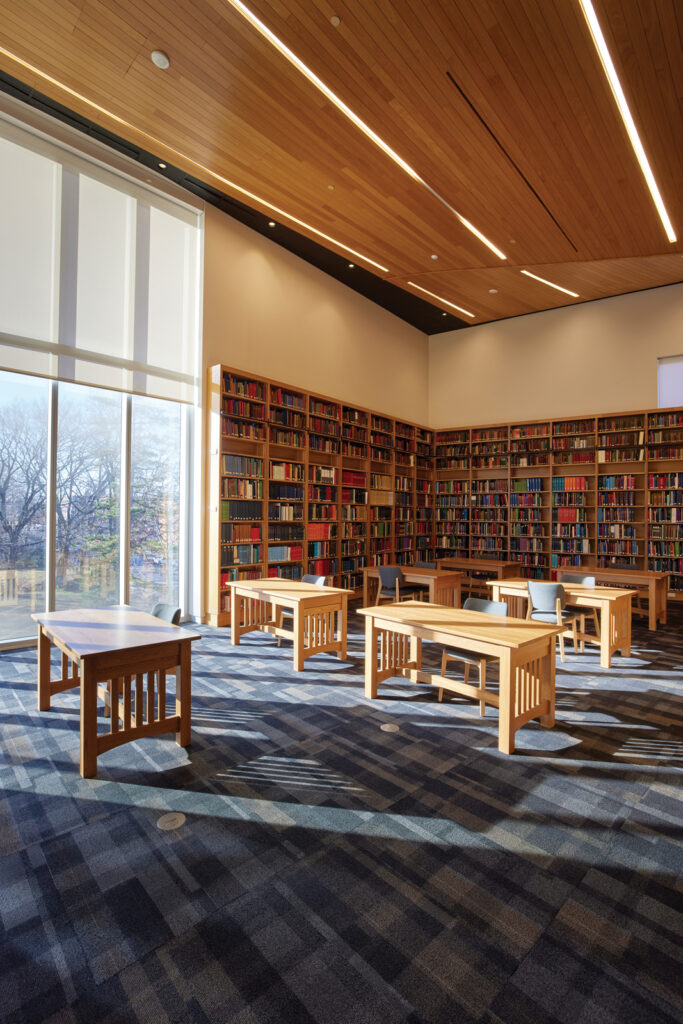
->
0, 371, 48, 641
76, 173, 135, 359
55, 383, 121, 609
0, 135, 60, 344
129, 395, 181, 611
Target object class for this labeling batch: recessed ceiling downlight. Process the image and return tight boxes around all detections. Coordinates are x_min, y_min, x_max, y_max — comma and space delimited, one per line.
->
151, 50, 170, 70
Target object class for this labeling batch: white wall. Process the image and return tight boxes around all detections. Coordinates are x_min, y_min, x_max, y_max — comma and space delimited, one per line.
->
203, 205, 429, 422
428, 283, 683, 427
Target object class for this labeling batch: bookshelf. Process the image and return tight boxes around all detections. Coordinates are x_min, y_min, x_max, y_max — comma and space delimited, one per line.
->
208, 365, 683, 623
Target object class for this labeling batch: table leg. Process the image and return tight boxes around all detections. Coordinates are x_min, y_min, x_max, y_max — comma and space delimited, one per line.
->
37, 626, 51, 711
540, 640, 556, 728
599, 603, 612, 668
80, 661, 97, 778
362, 574, 370, 607
649, 581, 658, 631
231, 588, 239, 645
293, 606, 305, 671
339, 597, 347, 660
364, 617, 378, 698
498, 649, 514, 754
176, 641, 191, 747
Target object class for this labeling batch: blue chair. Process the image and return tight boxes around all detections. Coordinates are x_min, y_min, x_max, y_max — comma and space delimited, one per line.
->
151, 602, 181, 625
277, 574, 328, 644
559, 573, 600, 641
439, 597, 507, 715
375, 566, 421, 604
526, 581, 582, 662
411, 560, 437, 599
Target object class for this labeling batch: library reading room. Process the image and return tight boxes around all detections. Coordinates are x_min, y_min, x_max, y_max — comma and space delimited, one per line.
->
0, 3, 681, 1023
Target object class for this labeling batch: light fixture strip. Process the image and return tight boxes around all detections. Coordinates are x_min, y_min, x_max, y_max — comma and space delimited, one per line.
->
520, 269, 579, 297
0, 45, 389, 274
224, 0, 507, 261
407, 281, 476, 318
579, 0, 676, 244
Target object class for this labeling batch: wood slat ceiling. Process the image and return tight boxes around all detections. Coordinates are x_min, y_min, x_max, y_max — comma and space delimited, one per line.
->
0, 0, 680, 330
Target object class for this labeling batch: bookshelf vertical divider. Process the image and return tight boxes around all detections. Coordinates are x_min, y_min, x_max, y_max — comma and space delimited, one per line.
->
208, 364, 683, 627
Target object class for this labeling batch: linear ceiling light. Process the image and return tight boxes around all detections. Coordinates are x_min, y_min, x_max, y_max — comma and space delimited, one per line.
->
0, 46, 388, 274
579, 0, 676, 244
224, 0, 507, 261
521, 270, 579, 297
407, 282, 475, 318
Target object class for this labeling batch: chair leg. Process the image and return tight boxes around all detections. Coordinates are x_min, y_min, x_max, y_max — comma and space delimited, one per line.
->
573, 619, 579, 654
438, 650, 447, 701
592, 610, 600, 636
558, 633, 565, 662
478, 660, 486, 716
579, 614, 585, 653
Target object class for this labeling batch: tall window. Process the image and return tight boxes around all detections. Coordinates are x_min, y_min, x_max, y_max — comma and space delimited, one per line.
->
55, 383, 122, 611
0, 110, 201, 642
129, 396, 182, 609
0, 372, 48, 642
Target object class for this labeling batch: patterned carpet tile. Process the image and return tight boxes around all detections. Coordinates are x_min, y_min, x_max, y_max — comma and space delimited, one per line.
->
0, 605, 681, 1023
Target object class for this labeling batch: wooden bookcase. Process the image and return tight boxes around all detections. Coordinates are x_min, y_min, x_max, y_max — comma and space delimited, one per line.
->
206, 366, 435, 625
208, 365, 683, 626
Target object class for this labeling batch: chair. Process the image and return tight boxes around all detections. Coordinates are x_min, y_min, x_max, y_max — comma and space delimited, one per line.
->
103, 602, 181, 717
151, 602, 182, 625
438, 597, 507, 715
411, 560, 436, 600
559, 573, 600, 641
526, 581, 583, 662
374, 566, 422, 604
277, 574, 327, 644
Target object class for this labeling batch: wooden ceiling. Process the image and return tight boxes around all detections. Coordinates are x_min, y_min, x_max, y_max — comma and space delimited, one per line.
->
0, 0, 681, 330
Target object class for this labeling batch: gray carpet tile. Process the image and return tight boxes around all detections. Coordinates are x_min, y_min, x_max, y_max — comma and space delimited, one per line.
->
0, 604, 682, 1023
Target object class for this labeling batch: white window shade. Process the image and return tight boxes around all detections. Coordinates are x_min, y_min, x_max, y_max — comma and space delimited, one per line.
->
658, 356, 683, 408
0, 115, 201, 404
0, 136, 60, 345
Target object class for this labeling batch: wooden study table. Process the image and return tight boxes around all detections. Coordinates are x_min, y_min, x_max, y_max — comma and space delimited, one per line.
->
32, 606, 200, 778
359, 600, 562, 754
229, 578, 349, 671
436, 557, 518, 596
556, 567, 668, 631
361, 565, 463, 608
486, 578, 635, 669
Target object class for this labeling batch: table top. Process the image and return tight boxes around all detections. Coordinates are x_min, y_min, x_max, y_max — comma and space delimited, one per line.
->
228, 578, 350, 602
358, 600, 562, 649
486, 578, 637, 601
362, 565, 463, 580
31, 606, 201, 659
557, 566, 669, 582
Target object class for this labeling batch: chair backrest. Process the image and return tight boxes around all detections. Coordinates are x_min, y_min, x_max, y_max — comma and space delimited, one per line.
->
413, 560, 436, 569
302, 574, 327, 586
151, 602, 181, 625
528, 581, 566, 612
378, 566, 403, 591
560, 573, 596, 587
463, 596, 507, 617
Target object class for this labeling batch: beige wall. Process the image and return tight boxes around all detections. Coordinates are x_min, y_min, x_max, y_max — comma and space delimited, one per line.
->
203, 205, 429, 422
428, 283, 683, 428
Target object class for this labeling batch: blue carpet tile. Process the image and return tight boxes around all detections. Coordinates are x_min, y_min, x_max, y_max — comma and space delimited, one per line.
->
0, 604, 682, 1023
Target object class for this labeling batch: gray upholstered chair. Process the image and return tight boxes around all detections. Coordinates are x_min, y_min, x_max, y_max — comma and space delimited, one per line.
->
277, 573, 328, 644
151, 602, 181, 625
375, 566, 421, 604
439, 597, 507, 715
559, 572, 600, 640
411, 560, 436, 599
526, 581, 582, 662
